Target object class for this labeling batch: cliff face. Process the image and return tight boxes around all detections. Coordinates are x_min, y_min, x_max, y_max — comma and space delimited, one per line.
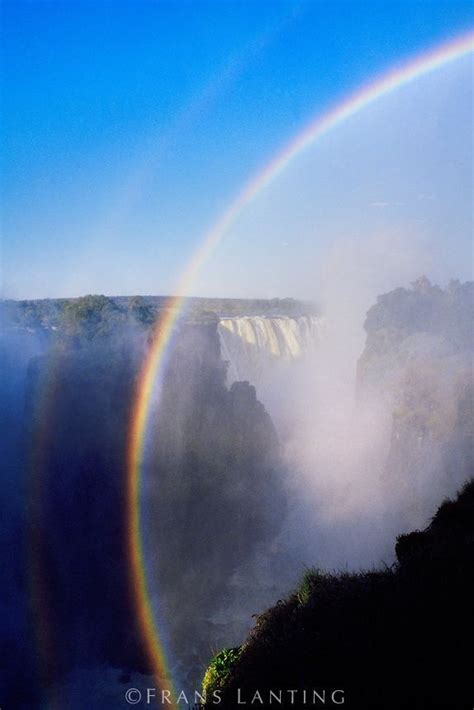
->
201, 279, 474, 709
1, 298, 289, 702
357, 277, 473, 527
142, 323, 287, 685
203, 479, 474, 710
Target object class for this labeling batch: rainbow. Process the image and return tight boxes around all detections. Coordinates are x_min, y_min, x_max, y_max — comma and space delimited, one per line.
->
127, 29, 473, 696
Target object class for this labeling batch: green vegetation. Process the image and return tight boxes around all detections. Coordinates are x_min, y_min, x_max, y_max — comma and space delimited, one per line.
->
202, 479, 474, 709
202, 647, 242, 698
1, 294, 318, 335
295, 566, 325, 605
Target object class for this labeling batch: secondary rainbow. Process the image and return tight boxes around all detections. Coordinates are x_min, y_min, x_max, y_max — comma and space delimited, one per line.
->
127, 29, 474, 692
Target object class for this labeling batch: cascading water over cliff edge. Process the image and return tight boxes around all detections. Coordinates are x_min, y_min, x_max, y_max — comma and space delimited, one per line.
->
217, 315, 323, 387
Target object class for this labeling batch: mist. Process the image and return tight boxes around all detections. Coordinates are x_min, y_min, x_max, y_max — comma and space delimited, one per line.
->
1, 258, 472, 707
212, 230, 471, 584
271, 232, 436, 570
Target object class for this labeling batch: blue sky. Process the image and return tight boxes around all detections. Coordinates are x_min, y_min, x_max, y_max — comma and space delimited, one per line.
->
1, 0, 473, 298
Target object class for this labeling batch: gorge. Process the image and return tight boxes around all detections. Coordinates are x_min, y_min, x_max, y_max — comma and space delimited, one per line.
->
0, 280, 472, 708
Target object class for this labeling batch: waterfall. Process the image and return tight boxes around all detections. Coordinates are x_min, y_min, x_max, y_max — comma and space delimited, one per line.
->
217, 315, 323, 386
